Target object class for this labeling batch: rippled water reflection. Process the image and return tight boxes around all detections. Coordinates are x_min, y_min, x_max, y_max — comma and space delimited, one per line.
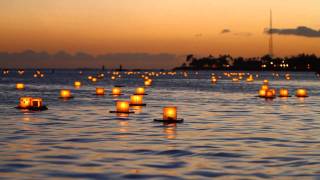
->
1, 70, 320, 179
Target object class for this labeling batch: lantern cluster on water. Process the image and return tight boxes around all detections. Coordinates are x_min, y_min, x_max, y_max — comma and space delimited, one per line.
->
18, 97, 47, 111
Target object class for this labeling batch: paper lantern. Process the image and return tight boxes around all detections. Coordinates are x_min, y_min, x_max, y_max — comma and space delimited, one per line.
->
259, 89, 267, 97
263, 80, 269, 85
261, 85, 269, 91
130, 95, 144, 106
163, 107, 177, 121
16, 83, 25, 90
88, 76, 93, 80
135, 87, 146, 95
60, 89, 72, 99
91, 77, 97, 83
112, 87, 122, 95
279, 88, 289, 97
74, 81, 81, 88
96, 87, 105, 95
19, 97, 32, 109
144, 79, 152, 86
265, 90, 276, 98
296, 89, 308, 97
116, 101, 130, 113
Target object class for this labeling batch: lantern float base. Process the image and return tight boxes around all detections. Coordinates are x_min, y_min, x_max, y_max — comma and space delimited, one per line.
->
109, 94, 124, 96
15, 106, 48, 111
134, 94, 148, 95
154, 118, 184, 123
296, 96, 309, 98
129, 103, 146, 106
114, 85, 125, 87
109, 111, 135, 114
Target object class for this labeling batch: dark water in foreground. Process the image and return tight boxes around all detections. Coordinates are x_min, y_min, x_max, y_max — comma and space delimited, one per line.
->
0, 70, 320, 179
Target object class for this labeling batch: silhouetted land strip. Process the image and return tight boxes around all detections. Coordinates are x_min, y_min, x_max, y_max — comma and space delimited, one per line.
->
175, 54, 320, 72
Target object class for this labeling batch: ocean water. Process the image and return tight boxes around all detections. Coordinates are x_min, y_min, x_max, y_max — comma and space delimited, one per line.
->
0, 70, 320, 179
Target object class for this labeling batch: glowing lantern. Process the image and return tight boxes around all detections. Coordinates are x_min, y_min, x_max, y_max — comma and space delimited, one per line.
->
74, 81, 81, 88
112, 87, 122, 95
135, 87, 146, 95
144, 79, 152, 86
31, 98, 43, 108
60, 89, 72, 99
91, 77, 97, 83
163, 107, 177, 121
19, 97, 32, 109
211, 77, 217, 84
88, 76, 93, 80
265, 90, 276, 99
130, 95, 144, 106
111, 76, 116, 80
246, 75, 254, 82
96, 87, 105, 95
16, 83, 25, 90
296, 89, 308, 97
116, 101, 130, 113
269, 89, 276, 96
259, 89, 267, 97
279, 88, 289, 97
263, 80, 269, 85
261, 85, 269, 91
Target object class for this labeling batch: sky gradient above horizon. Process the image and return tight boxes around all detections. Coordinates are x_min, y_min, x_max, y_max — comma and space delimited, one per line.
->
0, 0, 320, 68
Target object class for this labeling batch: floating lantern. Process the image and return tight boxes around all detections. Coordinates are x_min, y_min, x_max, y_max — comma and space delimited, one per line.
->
60, 89, 73, 99
110, 101, 134, 114
211, 77, 217, 84
96, 87, 105, 95
88, 76, 93, 80
259, 89, 267, 97
246, 75, 254, 82
154, 106, 184, 123
130, 95, 146, 106
144, 79, 152, 86
74, 81, 82, 88
16, 83, 25, 90
19, 97, 32, 109
135, 87, 147, 95
261, 85, 269, 91
16, 97, 47, 111
263, 80, 269, 85
111, 76, 116, 80
91, 77, 97, 83
265, 90, 276, 99
111, 87, 122, 96
279, 88, 290, 97
296, 89, 308, 98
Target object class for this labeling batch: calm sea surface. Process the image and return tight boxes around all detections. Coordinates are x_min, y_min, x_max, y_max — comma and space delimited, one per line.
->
0, 70, 320, 179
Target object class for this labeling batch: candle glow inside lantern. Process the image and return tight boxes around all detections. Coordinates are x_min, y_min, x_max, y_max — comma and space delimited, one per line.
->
135, 87, 146, 95
279, 88, 289, 97
16, 83, 25, 90
96, 87, 105, 95
91, 77, 97, 82
19, 97, 32, 109
296, 89, 308, 97
130, 95, 145, 106
74, 81, 82, 88
112, 87, 122, 95
263, 80, 269, 85
60, 89, 73, 99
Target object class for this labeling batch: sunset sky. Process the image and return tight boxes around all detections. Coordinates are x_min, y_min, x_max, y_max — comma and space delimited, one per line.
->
0, 0, 320, 68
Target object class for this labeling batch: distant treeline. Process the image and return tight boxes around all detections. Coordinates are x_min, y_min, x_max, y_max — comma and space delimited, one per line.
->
175, 54, 320, 72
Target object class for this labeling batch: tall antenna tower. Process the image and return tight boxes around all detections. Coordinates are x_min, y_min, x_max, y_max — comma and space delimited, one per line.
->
269, 9, 274, 57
